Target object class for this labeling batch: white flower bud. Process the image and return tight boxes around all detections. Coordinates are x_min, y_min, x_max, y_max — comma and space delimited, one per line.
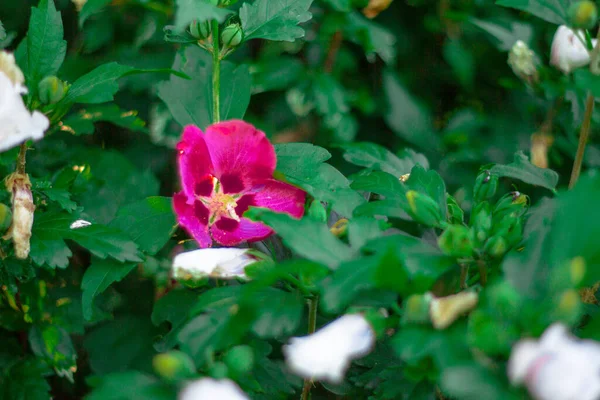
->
508, 40, 538, 84
550, 25, 598, 74
70, 219, 92, 229
0, 51, 25, 93
172, 248, 258, 280
283, 314, 375, 383
508, 323, 600, 400
5, 173, 35, 259
429, 291, 478, 330
179, 378, 249, 400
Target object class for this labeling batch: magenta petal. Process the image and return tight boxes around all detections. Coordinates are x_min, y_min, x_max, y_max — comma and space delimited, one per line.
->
210, 218, 273, 246
252, 179, 306, 219
177, 125, 214, 197
204, 120, 276, 187
173, 192, 213, 248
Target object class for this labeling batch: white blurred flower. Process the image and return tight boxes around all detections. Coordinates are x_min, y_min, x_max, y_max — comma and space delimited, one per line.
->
0, 51, 25, 93
172, 248, 257, 280
5, 173, 35, 259
0, 59, 49, 153
179, 378, 248, 400
283, 314, 375, 384
508, 323, 600, 400
70, 219, 92, 229
430, 291, 478, 330
71, 0, 88, 11
550, 25, 598, 74
508, 40, 538, 83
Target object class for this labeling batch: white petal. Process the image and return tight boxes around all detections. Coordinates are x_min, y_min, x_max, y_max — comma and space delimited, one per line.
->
550, 25, 596, 74
0, 72, 49, 152
179, 378, 248, 400
172, 248, 256, 280
70, 219, 92, 229
283, 314, 375, 383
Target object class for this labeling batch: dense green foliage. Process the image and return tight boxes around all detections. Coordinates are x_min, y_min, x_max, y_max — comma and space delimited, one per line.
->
1, 0, 600, 399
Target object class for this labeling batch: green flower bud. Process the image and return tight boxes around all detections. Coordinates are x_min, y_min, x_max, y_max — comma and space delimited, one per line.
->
469, 201, 492, 247
438, 224, 474, 257
491, 215, 523, 248
0, 203, 12, 233
406, 190, 444, 227
209, 362, 229, 379
308, 200, 327, 223
223, 346, 254, 377
568, 0, 598, 29
401, 293, 432, 325
492, 191, 528, 222
189, 20, 211, 40
446, 194, 464, 224
219, 0, 239, 5
152, 351, 196, 381
473, 170, 498, 203
38, 76, 66, 105
483, 235, 507, 258
221, 24, 244, 48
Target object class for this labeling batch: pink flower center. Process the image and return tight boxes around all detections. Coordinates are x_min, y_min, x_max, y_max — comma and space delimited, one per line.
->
196, 176, 242, 225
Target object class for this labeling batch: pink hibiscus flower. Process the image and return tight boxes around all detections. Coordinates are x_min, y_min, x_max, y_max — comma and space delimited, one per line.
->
173, 120, 306, 248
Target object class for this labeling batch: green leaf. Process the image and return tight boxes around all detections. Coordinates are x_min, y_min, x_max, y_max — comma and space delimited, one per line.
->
405, 164, 448, 220
251, 56, 305, 94
338, 142, 422, 176
152, 289, 199, 352
443, 39, 475, 89
248, 288, 303, 338
470, 19, 533, 51
25, 0, 67, 89
348, 216, 385, 250
245, 208, 356, 269
313, 73, 349, 115
345, 12, 397, 64
110, 197, 176, 255
384, 70, 441, 152
158, 46, 251, 129
29, 325, 76, 379
87, 371, 173, 400
496, 0, 569, 24
37, 188, 77, 213
351, 170, 407, 198
490, 151, 559, 191
0, 358, 51, 400
59, 62, 135, 105
84, 316, 160, 375
275, 143, 332, 182
79, 0, 112, 27
62, 105, 147, 135
30, 211, 142, 269
575, 69, 600, 98
441, 364, 514, 400
0, 21, 6, 41
240, 0, 314, 42
81, 259, 137, 320
174, 0, 233, 31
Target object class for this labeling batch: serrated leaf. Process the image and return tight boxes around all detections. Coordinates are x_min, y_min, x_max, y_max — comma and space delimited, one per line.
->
495, 0, 569, 24
59, 62, 135, 105
405, 164, 448, 219
38, 188, 77, 213
490, 151, 559, 191
152, 289, 199, 351
25, 0, 67, 89
158, 46, 251, 129
384, 70, 441, 152
174, 0, 233, 31
275, 143, 332, 182
338, 142, 423, 176
62, 105, 147, 135
345, 12, 396, 64
240, 0, 314, 42
246, 208, 356, 269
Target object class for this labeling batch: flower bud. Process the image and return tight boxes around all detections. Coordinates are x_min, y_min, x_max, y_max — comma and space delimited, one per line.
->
152, 351, 195, 381
491, 216, 523, 248
224, 346, 254, 377
550, 25, 597, 74
401, 293, 432, 325
406, 190, 444, 227
470, 201, 492, 247
0, 203, 12, 233
430, 291, 479, 330
209, 362, 229, 379
568, 0, 598, 29
38, 76, 66, 105
484, 235, 508, 258
308, 200, 327, 223
189, 20, 211, 40
446, 194, 464, 224
221, 24, 244, 48
438, 224, 474, 257
473, 170, 498, 203
508, 40, 539, 85
493, 191, 528, 222
5, 173, 35, 259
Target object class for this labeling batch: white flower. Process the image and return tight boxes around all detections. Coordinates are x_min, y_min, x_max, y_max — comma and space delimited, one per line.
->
550, 25, 598, 74
5, 173, 35, 259
508, 323, 600, 400
0, 66, 49, 153
508, 40, 538, 83
172, 248, 257, 280
283, 314, 375, 384
70, 219, 92, 229
0, 51, 25, 93
179, 378, 248, 400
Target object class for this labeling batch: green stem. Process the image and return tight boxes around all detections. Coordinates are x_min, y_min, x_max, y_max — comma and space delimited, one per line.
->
585, 30, 594, 51
569, 92, 595, 189
212, 20, 221, 124
301, 296, 318, 400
